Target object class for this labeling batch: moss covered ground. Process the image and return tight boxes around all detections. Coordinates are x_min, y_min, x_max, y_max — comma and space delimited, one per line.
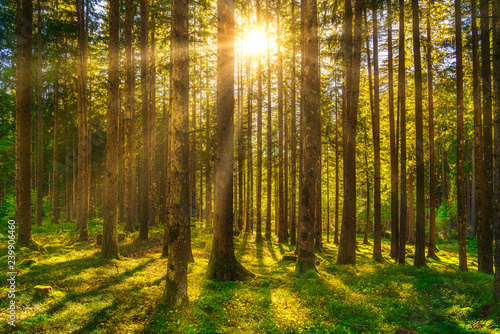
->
0, 219, 498, 333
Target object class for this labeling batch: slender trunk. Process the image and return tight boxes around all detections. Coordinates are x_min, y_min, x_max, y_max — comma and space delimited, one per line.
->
371, 0, 382, 261
149, 4, 157, 227
426, 2, 437, 258
52, 48, 59, 224
364, 134, 370, 245
246, 50, 253, 234
277, 0, 286, 242
256, 0, 263, 243
408, 169, 415, 244
388, 0, 399, 259
36, 0, 43, 226
334, 93, 340, 245
337, 0, 363, 265
398, 0, 407, 265
480, 0, 494, 274
455, 0, 467, 271
326, 147, 330, 243
190, 46, 197, 218
265, 0, 272, 239
290, 0, 297, 246
102, 0, 120, 258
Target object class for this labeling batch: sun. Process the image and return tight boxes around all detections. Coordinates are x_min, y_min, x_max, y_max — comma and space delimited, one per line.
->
245, 29, 267, 56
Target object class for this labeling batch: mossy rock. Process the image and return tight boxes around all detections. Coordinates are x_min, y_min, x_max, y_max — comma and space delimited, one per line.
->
34, 285, 52, 297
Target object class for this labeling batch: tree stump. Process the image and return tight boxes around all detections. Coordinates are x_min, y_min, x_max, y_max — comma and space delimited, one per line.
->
96, 234, 103, 245
34, 285, 52, 297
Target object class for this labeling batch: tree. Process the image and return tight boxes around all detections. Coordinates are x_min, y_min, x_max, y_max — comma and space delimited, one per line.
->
398, 0, 407, 265
290, 0, 297, 246
206, 0, 253, 281
371, 0, 382, 262
492, 0, 500, 300
296, 0, 320, 272
256, 0, 263, 243
277, 0, 286, 243
455, 0, 467, 271
245, 47, 253, 234
205, 57, 213, 228
337, 0, 363, 265
36, 0, 43, 227
76, 0, 89, 241
164, 0, 190, 306
265, 0, 272, 240
426, 0, 437, 258
387, 0, 399, 260
16, 0, 33, 246
139, 0, 150, 241
480, 0, 493, 275
52, 41, 59, 224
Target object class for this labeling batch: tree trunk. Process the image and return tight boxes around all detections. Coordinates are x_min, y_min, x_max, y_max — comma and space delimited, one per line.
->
77, 0, 89, 241
426, 2, 437, 258
16, 0, 33, 246
237, 44, 244, 232
52, 47, 59, 224
265, 0, 272, 240
334, 93, 340, 245
388, 0, 399, 260
245, 51, 253, 234
455, 0, 467, 271
139, 0, 150, 241
492, 0, 500, 299
36, 0, 43, 226
290, 0, 297, 246
102, 0, 120, 259
363, 137, 370, 245
256, 0, 263, 243
149, 4, 157, 227
480, 0, 494, 275
205, 57, 212, 227
337, 0, 363, 265
190, 46, 197, 219
206, 0, 253, 281
408, 169, 415, 244
277, 0, 286, 243
371, 0, 382, 261
163, 0, 190, 306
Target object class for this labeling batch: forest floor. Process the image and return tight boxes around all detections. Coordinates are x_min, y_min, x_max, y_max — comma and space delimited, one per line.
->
0, 219, 499, 333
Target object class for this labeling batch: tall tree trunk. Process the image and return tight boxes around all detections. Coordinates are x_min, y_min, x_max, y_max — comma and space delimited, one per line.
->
337, 0, 363, 265
290, 0, 297, 246
77, 0, 89, 241
412, 0, 426, 268
72, 134, 77, 221
36, 0, 43, 226
64, 40, 71, 223
52, 46, 59, 224
297, 0, 321, 272
408, 169, 415, 244
480, 0, 494, 274
334, 92, 340, 245
237, 44, 244, 231
371, 0, 382, 261
265, 0, 272, 239
326, 147, 330, 243
205, 63, 212, 227
164, 0, 190, 305
124, 0, 135, 232
206, 0, 253, 281
102, 0, 120, 259
16, 0, 33, 246
388, 0, 399, 259
455, 0, 467, 271
492, 0, 500, 299
245, 52, 253, 234
277, 0, 286, 242
426, 2, 437, 258
149, 3, 157, 227
190, 46, 197, 219
256, 0, 263, 243
363, 134, 370, 245
398, 0, 407, 265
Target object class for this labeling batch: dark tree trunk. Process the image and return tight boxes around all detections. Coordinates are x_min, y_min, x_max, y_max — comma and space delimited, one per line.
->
16, 0, 33, 246
296, 0, 320, 272
426, 2, 437, 258
455, 0, 467, 271
256, 0, 263, 243
163, 0, 190, 306
398, 0, 407, 265
52, 44, 59, 224
205, 57, 212, 228
371, 0, 382, 261
149, 4, 157, 227
290, 0, 297, 246
237, 45, 244, 231
363, 135, 370, 245
265, 0, 272, 240
102, 0, 120, 259
388, 0, 399, 260
480, 0, 494, 275
36, 0, 43, 227
206, 0, 253, 281
245, 52, 253, 234
408, 169, 415, 244
77, 0, 89, 241
337, 0, 363, 265
334, 93, 340, 245
277, 0, 286, 243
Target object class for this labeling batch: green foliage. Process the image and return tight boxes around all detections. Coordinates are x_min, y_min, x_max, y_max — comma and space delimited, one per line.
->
436, 201, 458, 241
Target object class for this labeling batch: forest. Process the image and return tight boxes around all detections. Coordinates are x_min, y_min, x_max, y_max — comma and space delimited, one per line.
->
1, 0, 500, 332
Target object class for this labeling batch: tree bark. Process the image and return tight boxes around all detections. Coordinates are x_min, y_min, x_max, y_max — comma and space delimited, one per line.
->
237, 44, 244, 231
455, 0, 467, 271
265, 0, 272, 240
480, 0, 494, 275
337, 0, 363, 265
205, 57, 212, 228
206, 0, 253, 281
245, 51, 253, 234
52, 41, 59, 224
398, 0, 407, 265
290, 0, 297, 246
102, 0, 120, 259
16, 0, 33, 246
36, 0, 43, 227
164, 0, 190, 306
277, 0, 286, 242
256, 0, 263, 243
426, 2, 437, 258
408, 169, 415, 244
334, 92, 340, 245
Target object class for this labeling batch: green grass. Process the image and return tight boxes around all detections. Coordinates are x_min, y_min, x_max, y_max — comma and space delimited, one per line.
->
0, 220, 498, 333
